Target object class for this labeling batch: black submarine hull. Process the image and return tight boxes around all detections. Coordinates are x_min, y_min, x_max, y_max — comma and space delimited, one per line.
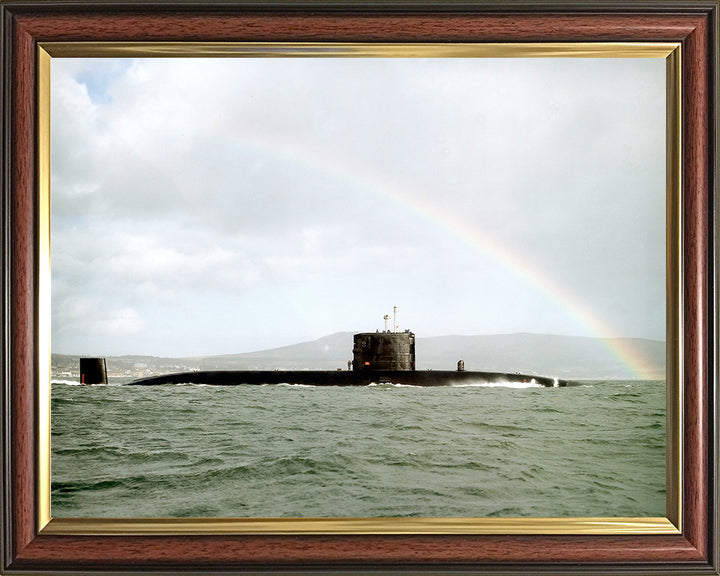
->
128, 370, 575, 387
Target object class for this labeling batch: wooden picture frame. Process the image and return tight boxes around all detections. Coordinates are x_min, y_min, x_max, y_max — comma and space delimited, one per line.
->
1, 1, 717, 573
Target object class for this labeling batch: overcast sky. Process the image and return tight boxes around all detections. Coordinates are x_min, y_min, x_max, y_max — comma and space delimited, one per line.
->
51, 56, 666, 357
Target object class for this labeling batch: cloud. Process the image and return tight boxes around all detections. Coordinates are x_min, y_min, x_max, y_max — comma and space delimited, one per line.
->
50, 56, 667, 356
53, 297, 145, 336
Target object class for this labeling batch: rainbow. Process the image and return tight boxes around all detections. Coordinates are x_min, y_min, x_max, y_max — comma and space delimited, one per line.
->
227, 133, 660, 379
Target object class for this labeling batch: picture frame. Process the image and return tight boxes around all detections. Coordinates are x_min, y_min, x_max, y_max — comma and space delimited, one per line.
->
1, 1, 717, 574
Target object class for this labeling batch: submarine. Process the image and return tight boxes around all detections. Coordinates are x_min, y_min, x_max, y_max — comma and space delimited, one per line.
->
80, 313, 574, 387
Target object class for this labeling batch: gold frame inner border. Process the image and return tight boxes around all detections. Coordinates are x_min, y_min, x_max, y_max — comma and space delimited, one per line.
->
37, 41, 683, 536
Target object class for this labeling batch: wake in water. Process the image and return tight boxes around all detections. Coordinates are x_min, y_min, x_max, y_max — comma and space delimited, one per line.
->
52, 378, 132, 387
451, 379, 544, 389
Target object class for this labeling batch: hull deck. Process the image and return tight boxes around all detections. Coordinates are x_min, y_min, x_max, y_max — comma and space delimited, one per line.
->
128, 370, 574, 387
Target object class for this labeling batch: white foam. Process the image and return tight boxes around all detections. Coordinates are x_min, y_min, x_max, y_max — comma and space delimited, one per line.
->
277, 383, 315, 388
451, 379, 543, 389
366, 381, 419, 387
51, 379, 82, 386
52, 380, 127, 387
174, 382, 211, 387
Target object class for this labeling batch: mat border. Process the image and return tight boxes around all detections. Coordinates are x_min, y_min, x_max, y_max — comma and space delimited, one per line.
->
2, 1, 717, 574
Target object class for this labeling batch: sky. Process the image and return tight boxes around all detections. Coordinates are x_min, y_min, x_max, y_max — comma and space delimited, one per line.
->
50, 56, 667, 357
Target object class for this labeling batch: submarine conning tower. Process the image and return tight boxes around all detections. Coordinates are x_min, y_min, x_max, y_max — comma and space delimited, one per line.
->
352, 331, 415, 371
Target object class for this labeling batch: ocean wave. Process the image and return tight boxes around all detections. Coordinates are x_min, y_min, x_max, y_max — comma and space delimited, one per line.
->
53, 478, 137, 493
54, 446, 130, 457
54, 446, 194, 463
451, 380, 543, 389
50, 378, 667, 518
366, 382, 422, 388
196, 453, 357, 482
277, 383, 316, 388
173, 382, 211, 387
52, 380, 126, 387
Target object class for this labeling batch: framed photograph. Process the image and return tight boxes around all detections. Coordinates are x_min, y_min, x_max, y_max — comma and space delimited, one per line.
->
1, 1, 717, 574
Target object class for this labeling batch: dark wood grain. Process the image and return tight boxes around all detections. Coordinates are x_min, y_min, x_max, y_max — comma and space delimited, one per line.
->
2, 2, 717, 574
10, 534, 708, 568
681, 11, 710, 561
11, 11, 708, 43
10, 12, 38, 563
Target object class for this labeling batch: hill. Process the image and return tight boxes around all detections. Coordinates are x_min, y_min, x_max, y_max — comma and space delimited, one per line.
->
53, 332, 665, 380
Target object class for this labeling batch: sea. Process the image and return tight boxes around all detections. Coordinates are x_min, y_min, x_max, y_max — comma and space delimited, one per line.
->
50, 379, 666, 518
